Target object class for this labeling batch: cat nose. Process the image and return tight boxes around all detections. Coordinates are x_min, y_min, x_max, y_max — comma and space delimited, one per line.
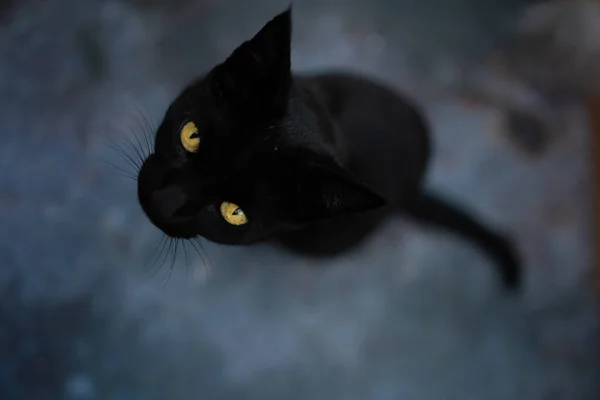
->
137, 154, 188, 220
137, 154, 200, 239
150, 185, 188, 219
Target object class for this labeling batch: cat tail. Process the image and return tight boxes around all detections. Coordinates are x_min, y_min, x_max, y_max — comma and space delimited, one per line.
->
403, 190, 521, 290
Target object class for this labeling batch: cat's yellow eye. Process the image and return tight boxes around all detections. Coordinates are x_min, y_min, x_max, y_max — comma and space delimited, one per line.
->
180, 121, 200, 153
220, 202, 248, 226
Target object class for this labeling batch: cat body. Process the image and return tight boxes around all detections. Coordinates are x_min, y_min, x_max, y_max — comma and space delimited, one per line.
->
273, 73, 429, 255
136, 8, 521, 289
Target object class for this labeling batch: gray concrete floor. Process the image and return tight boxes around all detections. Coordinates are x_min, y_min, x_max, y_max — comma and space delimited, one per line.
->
0, 0, 598, 399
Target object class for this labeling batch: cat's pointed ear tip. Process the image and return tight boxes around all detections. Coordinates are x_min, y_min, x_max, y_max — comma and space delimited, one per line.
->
264, 5, 293, 32
278, 3, 293, 19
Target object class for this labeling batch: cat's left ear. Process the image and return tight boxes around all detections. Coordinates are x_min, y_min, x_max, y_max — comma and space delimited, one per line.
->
216, 7, 292, 116
281, 152, 387, 223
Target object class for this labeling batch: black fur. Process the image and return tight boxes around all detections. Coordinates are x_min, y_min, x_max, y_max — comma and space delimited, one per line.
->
136, 8, 521, 289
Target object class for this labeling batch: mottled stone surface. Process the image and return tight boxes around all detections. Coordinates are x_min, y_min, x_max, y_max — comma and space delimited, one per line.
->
0, 0, 598, 399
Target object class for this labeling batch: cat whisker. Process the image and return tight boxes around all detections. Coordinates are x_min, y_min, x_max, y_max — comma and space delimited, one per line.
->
190, 237, 213, 278
106, 169, 138, 181
144, 235, 170, 278
142, 235, 164, 276
120, 118, 147, 166
107, 140, 142, 173
137, 231, 215, 285
100, 105, 155, 179
149, 237, 173, 279
162, 238, 179, 289
141, 107, 156, 153
100, 159, 139, 181
122, 128, 146, 167
130, 102, 156, 157
102, 147, 140, 181
145, 129, 153, 158
182, 239, 191, 277
129, 116, 151, 160
137, 122, 152, 159
97, 128, 140, 174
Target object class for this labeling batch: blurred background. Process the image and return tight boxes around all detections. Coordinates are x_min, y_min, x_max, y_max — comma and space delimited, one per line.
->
1, 0, 599, 399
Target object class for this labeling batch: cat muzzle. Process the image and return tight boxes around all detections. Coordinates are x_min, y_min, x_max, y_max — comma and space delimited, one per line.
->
137, 154, 199, 238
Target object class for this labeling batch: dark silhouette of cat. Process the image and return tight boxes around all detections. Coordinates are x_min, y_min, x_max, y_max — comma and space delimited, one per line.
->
136, 8, 521, 289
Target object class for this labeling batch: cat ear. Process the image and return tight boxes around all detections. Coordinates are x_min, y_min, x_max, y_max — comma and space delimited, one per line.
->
215, 8, 292, 116
282, 152, 387, 223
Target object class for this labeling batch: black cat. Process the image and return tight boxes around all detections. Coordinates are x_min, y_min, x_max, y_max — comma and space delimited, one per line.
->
136, 8, 521, 289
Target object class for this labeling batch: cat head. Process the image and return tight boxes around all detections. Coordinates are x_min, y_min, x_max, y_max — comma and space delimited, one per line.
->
136, 8, 386, 245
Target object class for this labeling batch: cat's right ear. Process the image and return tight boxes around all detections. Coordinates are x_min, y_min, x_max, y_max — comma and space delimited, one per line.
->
213, 8, 293, 116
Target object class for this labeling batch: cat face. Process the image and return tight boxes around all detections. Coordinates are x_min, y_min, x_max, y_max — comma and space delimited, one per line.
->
136, 8, 385, 245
